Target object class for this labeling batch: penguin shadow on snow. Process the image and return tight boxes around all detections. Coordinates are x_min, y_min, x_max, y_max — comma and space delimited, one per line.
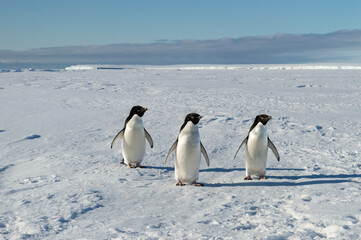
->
269, 173, 361, 180
200, 167, 305, 173
200, 167, 245, 173
145, 166, 173, 173
205, 179, 356, 188
205, 170, 360, 188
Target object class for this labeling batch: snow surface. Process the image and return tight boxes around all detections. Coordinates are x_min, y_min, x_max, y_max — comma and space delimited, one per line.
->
1, 65, 361, 239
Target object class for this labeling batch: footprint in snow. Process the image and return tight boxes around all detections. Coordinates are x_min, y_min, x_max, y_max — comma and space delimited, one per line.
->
24, 134, 41, 140
146, 223, 164, 229
0, 130, 5, 133
118, 178, 127, 183
200, 115, 234, 128
20, 175, 60, 185
302, 196, 312, 202
0, 164, 15, 173
346, 215, 359, 224
198, 220, 220, 225
207, 118, 218, 123
233, 223, 258, 230
242, 119, 251, 124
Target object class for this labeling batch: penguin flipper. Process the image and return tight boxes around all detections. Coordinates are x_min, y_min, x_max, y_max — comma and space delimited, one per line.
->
268, 137, 280, 161
234, 137, 248, 159
111, 128, 125, 149
165, 140, 178, 164
144, 128, 154, 148
200, 141, 210, 167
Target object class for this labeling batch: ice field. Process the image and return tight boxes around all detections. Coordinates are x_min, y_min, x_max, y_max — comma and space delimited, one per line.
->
1, 65, 360, 239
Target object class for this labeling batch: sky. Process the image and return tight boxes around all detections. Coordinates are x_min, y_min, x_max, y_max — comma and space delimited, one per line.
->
1, 0, 361, 67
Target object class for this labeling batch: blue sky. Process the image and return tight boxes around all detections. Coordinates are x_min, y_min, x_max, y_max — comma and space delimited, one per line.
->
1, 0, 361, 66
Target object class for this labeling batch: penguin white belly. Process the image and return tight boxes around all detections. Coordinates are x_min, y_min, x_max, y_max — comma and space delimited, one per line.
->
122, 117, 146, 164
175, 125, 201, 183
245, 126, 268, 176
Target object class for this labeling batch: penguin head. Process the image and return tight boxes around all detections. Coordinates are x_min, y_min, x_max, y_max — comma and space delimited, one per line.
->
184, 113, 202, 125
129, 105, 148, 118
254, 114, 272, 125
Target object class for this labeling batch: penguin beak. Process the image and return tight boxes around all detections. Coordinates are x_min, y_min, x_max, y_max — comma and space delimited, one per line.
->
143, 108, 148, 112
198, 115, 203, 120
268, 116, 272, 120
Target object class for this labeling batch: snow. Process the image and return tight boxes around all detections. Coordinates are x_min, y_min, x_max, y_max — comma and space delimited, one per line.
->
65, 65, 128, 71
143, 64, 361, 71
0, 65, 360, 239
65, 65, 97, 71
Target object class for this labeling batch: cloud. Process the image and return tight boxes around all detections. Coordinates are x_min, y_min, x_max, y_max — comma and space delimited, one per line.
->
1, 30, 361, 67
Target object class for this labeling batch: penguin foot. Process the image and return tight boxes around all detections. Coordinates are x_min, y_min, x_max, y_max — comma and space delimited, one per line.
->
192, 181, 204, 187
244, 176, 252, 180
128, 164, 137, 168
176, 180, 185, 186
259, 176, 266, 180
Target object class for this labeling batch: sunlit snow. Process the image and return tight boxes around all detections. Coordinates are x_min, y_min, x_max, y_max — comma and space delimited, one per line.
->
1, 65, 360, 239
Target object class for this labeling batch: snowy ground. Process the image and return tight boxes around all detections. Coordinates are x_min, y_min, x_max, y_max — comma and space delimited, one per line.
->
1, 65, 360, 239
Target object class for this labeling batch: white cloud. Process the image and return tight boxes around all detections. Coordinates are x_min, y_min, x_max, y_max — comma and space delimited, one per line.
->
1, 30, 361, 67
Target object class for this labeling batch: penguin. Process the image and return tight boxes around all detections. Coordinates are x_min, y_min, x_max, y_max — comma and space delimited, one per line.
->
234, 114, 280, 180
111, 106, 153, 168
165, 113, 210, 186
